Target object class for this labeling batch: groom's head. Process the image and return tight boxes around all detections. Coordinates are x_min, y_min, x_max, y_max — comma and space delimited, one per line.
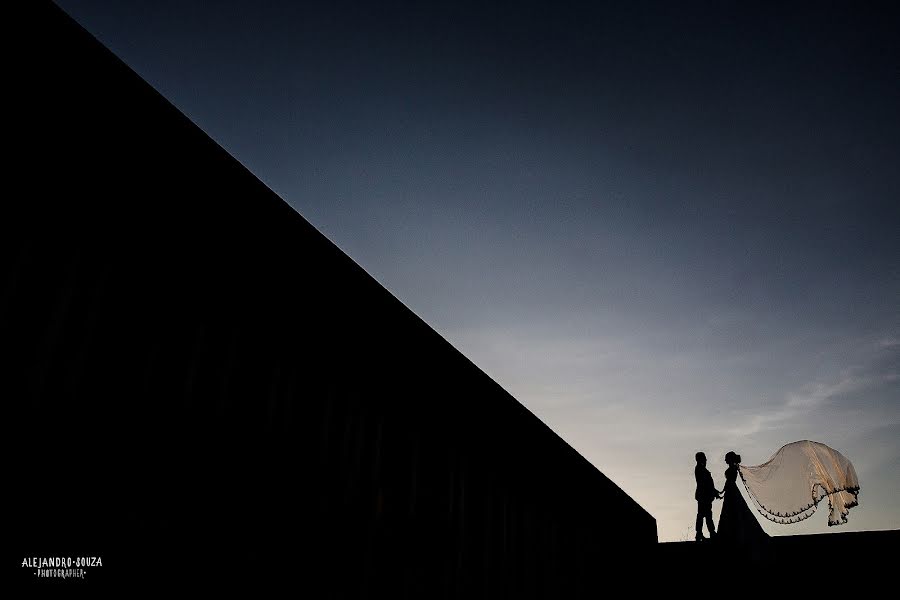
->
695, 451, 707, 466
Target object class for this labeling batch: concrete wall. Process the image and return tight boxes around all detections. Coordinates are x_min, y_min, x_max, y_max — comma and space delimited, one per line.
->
7, 3, 655, 593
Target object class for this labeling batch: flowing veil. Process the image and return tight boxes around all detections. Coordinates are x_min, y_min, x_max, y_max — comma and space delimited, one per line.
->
739, 440, 860, 526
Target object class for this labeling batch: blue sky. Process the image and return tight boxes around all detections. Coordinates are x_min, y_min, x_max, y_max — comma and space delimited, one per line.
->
56, 0, 899, 541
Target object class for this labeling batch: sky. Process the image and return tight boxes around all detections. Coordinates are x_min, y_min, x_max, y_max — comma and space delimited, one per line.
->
54, 1, 899, 542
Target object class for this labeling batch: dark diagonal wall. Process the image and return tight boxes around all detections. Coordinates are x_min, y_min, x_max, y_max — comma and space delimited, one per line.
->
6, 2, 655, 593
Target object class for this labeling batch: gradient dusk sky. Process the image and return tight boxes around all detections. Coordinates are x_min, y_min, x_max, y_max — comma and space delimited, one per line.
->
54, 1, 899, 542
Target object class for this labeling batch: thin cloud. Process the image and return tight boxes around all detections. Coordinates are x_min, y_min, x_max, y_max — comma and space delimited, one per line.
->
726, 371, 887, 438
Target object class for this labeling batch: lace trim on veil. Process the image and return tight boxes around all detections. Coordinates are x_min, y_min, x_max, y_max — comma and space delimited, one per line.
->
739, 468, 860, 525
737, 440, 860, 527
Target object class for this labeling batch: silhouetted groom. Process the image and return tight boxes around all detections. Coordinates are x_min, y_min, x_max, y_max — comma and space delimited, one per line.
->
694, 451, 721, 541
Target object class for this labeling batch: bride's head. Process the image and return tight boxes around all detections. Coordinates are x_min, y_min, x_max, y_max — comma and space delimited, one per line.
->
725, 451, 742, 465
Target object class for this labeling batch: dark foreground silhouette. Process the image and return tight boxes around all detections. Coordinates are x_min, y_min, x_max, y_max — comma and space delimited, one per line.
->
8, 2, 656, 593
694, 451, 722, 541
716, 451, 769, 558
658, 529, 899, 586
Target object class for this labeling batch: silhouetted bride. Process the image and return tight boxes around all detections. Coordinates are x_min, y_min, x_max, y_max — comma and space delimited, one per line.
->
714, 442, 860, 557
716, 451, 769, 550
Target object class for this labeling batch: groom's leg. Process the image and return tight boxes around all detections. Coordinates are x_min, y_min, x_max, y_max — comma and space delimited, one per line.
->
696, 501, 709, 539
706, 514, 716, 537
